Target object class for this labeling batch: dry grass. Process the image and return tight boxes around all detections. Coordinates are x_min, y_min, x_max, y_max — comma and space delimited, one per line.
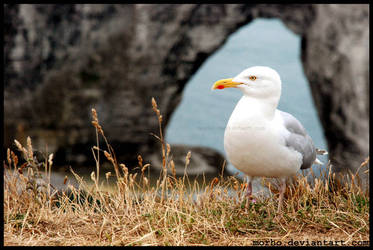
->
3, 98, 370, 246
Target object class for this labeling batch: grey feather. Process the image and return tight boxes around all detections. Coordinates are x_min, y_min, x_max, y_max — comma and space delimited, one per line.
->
279, 111, 316, 170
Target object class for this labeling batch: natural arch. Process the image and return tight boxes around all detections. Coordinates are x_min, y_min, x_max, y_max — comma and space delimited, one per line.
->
4, 4, 368, 181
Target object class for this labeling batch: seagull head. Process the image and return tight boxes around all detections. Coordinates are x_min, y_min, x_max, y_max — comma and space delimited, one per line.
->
211, 66, 282, 100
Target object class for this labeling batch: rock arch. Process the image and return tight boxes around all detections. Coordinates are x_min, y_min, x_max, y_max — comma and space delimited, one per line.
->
4, 4, 369, 179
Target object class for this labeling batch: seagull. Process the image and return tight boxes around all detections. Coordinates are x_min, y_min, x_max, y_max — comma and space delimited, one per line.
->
211, 66, 323, 212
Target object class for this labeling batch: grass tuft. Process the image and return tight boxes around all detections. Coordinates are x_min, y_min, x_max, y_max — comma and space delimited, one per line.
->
4, 98, 369, 246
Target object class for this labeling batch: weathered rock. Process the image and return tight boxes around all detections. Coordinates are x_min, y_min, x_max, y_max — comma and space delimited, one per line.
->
4, 4, 369, 181
300, 5, 369, 182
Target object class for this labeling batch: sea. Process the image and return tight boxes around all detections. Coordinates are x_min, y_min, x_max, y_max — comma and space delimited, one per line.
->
165, 18, 329, 179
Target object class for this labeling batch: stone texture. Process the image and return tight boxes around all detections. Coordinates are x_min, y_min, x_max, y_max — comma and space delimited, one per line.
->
4, 4, 369, 179
300, 5, 369, 181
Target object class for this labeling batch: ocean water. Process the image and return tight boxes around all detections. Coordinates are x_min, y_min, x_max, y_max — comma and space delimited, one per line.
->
165, 18, 328, 178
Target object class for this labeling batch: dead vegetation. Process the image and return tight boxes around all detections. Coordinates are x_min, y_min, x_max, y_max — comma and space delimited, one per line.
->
3, 98, 369, 246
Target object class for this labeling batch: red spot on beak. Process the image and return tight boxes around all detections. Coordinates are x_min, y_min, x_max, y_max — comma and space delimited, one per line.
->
217, 85, 225, 89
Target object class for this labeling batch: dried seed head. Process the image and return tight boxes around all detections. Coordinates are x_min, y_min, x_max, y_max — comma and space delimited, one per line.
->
14, 139, 23, 152
26, 136, 33, 160
91, 108, 98, 122
120, 163, 127, 170
14, 139, 27, 159
104, 151, 114, 163
105, 172, 112, 180
91, 171, 96, 182
185, 151, 192, 166
48, 153, 53, 167
11, 151, 18, 168
186, 151, 192, 159
142, 163, 150, 173
64, 176, 68, 185
138, 155, 143, 167
151, 97, 158, 111
91, 121, 104, 135
170, 160, 176, 177
91, 109, 105, 135
120, 163, 128, 175
7, 148, 11, 166
166, 143, 171, 156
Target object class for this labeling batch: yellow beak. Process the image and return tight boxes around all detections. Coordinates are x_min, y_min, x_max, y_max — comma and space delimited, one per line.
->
211, 78, 242, 90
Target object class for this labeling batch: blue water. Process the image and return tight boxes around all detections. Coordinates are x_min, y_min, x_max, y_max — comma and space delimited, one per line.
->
165, 18, 328, 177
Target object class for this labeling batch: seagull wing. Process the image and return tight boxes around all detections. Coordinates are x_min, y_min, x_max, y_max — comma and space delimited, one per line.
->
279, 110, 317, 170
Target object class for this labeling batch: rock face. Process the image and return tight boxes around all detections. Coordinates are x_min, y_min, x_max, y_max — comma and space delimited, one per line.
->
300, 5, 369, 181
4, 4, 369, 179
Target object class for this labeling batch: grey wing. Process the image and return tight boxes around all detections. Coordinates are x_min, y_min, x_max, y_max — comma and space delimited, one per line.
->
279, 110, 316, 170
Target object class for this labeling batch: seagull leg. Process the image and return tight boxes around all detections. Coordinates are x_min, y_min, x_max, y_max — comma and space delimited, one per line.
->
277, 177, 286, 213
246, 176, 253, 198
245, 176, 255, 208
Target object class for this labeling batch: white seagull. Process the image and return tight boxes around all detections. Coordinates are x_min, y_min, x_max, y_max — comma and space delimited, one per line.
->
212, 66, 323, 212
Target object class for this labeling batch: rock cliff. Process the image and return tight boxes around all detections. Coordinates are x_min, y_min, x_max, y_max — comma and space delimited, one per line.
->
4, 4, 369, 179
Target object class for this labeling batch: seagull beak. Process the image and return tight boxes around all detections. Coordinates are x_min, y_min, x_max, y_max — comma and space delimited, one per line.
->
211, 78, 242, 90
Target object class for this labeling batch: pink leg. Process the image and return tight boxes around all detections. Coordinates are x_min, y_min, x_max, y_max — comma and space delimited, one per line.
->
246, 176, 253, 198
246, 180, 252, 197
277, 178, 286, 213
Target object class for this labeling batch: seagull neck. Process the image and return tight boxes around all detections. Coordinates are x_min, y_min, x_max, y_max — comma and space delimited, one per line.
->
241, 95, 279, 119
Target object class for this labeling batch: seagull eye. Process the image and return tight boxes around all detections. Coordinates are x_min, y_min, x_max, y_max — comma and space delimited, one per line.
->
249, 75, 257, 81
